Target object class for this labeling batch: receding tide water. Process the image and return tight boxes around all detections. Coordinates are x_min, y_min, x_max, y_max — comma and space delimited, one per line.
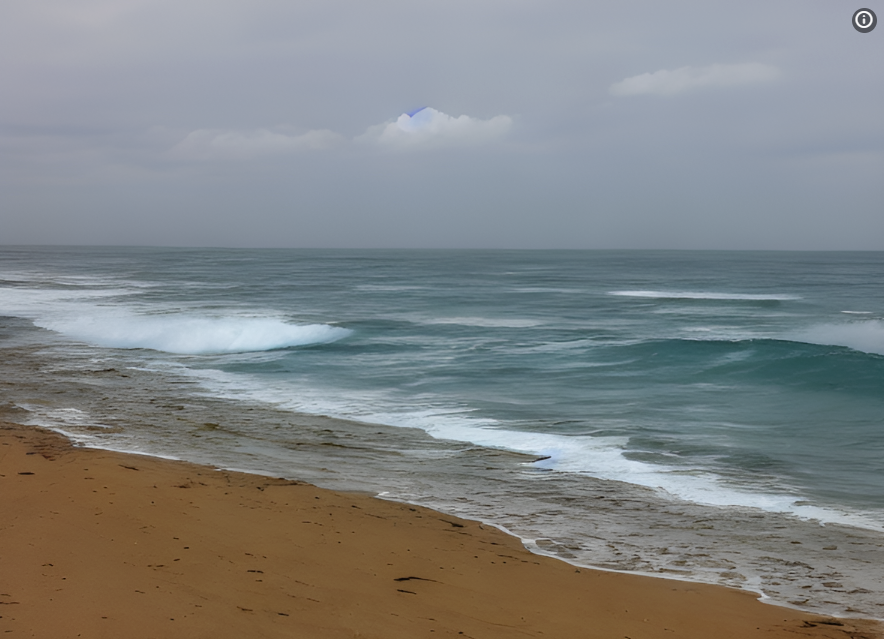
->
1, 247, 883, 617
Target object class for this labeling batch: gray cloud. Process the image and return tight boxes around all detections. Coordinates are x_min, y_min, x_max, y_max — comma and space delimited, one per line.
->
610, 63, 779, 97
168, 107, 514, 160
171, 128, 344, 160
1, 0, 882, 249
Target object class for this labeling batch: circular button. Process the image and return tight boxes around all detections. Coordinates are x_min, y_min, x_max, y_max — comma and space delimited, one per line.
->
853, 8, 877, 33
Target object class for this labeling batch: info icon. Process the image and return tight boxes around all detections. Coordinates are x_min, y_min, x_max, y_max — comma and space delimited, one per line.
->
853, 8, 877, 32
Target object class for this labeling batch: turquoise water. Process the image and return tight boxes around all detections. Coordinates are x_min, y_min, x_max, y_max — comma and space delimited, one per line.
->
2, 247, 883, 616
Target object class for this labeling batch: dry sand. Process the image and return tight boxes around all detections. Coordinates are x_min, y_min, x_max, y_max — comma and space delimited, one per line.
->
1, 421, 880, 639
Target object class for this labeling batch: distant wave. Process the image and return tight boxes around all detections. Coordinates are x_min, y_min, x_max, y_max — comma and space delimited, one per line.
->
671, 323, 884, 357
419, 316, 543, 328
35, 314, 350, 355
609, 290, 801, 301
791, 321, 884, 357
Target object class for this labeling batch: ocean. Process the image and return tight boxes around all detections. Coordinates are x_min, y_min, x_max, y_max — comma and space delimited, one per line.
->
1, 246, 882, 618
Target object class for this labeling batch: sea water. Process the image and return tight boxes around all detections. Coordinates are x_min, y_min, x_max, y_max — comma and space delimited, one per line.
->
1, 247, 882, 617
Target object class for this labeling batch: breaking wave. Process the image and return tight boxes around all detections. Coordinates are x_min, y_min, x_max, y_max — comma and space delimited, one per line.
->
34, 314, 350, 355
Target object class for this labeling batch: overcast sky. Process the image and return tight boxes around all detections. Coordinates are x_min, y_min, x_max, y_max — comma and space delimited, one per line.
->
1, 0, 882, 249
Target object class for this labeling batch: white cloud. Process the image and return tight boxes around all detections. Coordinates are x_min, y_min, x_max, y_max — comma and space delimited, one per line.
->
358, 107, 512, 148
610, 63, 779, 97
168, 109, 512, 160
171, 127, 343, 160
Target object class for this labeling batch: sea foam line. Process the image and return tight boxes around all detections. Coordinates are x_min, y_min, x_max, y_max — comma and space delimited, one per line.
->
609, 290, 801, 301
164, 363, 884, 532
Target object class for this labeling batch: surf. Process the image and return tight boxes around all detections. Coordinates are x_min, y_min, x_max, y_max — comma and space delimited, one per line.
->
34, 313, 350, 355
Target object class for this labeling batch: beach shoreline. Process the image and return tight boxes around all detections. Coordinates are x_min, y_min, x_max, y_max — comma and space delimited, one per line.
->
4, 249, 884, 621
2, 420, 880, 639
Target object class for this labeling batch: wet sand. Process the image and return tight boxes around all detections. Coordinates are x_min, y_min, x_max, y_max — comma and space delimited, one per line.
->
1, 421, 880, 639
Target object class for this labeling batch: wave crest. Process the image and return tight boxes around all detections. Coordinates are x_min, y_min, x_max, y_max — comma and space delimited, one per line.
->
35, 314, 350, 355
792, 321, 884, 357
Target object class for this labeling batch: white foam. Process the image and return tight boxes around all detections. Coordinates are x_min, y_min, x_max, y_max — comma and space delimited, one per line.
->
0, 284, 132, 312
511, 287, 585, 294
517, 339, 604, 354
33, 313, 349, 355
16, 404, 137, 453
609, 290, 801, 301
355, 284, 428, 292
792, 321, 884, 357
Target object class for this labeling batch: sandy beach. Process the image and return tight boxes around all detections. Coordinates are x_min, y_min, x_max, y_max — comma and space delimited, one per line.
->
1, 420, 880, 639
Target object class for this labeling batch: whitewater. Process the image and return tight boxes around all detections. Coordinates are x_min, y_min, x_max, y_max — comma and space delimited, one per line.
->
1, 247, 883, 618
